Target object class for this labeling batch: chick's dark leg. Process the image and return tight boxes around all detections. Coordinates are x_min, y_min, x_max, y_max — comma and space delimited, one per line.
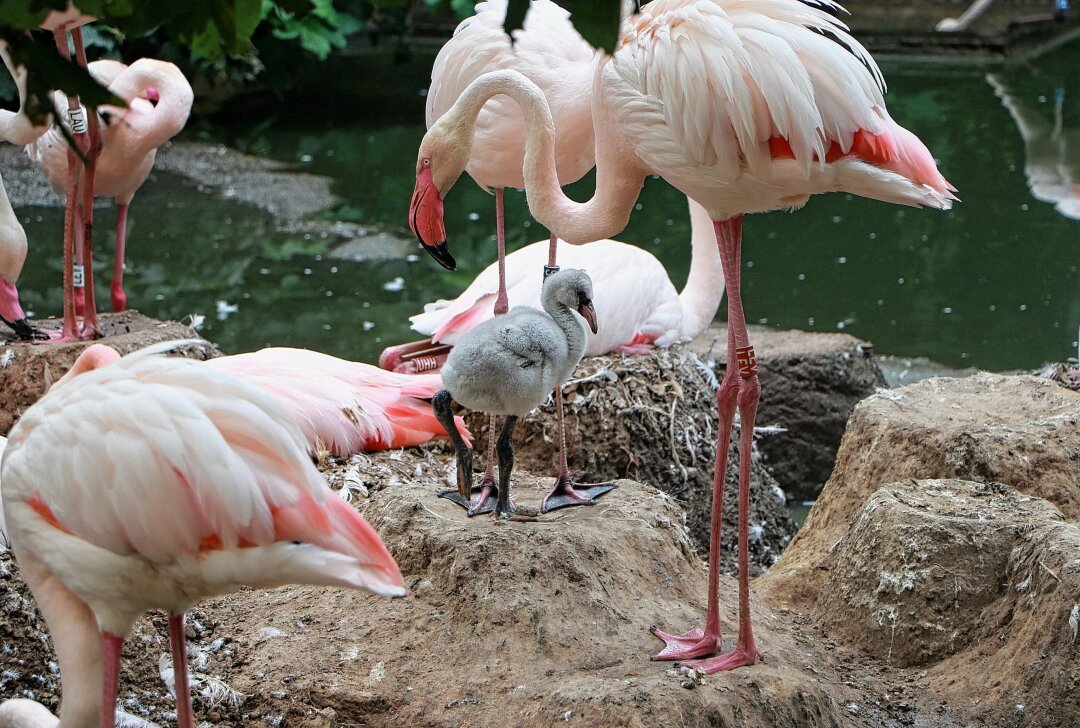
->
433, 391, 497, 516
494, 415, 518, 519
540, 388, 617, 512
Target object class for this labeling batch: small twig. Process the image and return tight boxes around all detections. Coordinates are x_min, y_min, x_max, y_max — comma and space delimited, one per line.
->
1038, 560, 1062, 582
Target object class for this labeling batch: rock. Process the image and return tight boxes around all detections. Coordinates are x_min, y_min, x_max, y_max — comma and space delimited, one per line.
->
463, 346, 795, 575
812, 478, 1080, 727
0, 312, 216, 436
763, 373, 1080, 608
813, 478, 1063, 667
688, 324, 885, 501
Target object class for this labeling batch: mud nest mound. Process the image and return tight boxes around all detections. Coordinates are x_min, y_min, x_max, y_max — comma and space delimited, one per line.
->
462, 346, 796, 575
0, 312, 216, 436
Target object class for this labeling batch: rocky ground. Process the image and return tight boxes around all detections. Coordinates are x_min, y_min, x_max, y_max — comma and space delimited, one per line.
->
1, 321, 1078, 727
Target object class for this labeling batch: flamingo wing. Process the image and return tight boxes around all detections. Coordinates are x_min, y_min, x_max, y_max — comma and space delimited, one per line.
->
0, 351, 402, 593
607, 0, 953, 213
206, 347, 471, 456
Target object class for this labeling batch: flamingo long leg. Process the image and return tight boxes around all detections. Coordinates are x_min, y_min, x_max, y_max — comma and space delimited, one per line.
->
169, 612, 195, 728
53, 29, 81, 341
72, 27, 101, 338
100, 632, 122, 728
111, 203, 129, 312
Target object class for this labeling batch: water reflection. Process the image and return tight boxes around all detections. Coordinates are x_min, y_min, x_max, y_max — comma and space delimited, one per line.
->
988, 74, 1080, 220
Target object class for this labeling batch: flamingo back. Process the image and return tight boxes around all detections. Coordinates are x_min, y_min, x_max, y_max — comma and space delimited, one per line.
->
606, 0, 954, 217
427, 0, 600, 189
205, 347, 470, 456
0, 349, 402, 595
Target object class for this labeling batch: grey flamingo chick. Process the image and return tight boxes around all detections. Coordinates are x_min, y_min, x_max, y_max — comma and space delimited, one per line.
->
433, 268, 616, 518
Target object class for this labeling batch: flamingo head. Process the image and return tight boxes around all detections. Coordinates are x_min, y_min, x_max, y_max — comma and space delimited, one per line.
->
53, 344, 121, 390
409, 124, 472, 271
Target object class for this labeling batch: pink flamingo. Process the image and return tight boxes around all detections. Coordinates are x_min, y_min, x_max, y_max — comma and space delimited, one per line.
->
409, 0, 955, 672
0, 343, 406, 728
27, 57, 193, 317
386, 197, 722, 370
205, 347, 472, 456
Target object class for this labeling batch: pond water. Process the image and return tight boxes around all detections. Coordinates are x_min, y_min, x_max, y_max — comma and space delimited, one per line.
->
12, 41, 1080, 370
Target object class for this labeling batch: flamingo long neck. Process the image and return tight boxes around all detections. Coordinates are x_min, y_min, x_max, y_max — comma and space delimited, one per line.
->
677, 197, 725, 341
108, 66, 191, 156
16, 552, 103, 727
449, 70, 645, 244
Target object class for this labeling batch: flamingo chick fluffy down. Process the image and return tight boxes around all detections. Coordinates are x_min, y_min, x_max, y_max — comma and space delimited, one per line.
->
0, 344, 405, 728
433, 269, 616, 518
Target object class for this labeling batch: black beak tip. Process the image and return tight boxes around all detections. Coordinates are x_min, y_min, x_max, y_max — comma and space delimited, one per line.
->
425, 241, 457, 271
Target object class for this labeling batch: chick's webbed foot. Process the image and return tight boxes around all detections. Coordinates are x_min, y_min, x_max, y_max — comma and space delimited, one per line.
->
541, 473, 616, 513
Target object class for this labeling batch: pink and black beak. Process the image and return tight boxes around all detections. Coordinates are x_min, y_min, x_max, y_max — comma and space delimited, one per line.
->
577, 298, 598, 334
409, 168, 455, 271
144, 86, 160, 105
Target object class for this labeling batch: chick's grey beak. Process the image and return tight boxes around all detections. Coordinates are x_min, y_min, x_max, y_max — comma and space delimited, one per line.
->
578, 301, 598, 334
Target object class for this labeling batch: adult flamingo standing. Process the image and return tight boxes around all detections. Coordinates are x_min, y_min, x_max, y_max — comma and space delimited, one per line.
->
0, 344, 406, 727
390, 197, 722, 367
408, 0, 955, 672
400, 0, 602, 511
28, 58, 194, 315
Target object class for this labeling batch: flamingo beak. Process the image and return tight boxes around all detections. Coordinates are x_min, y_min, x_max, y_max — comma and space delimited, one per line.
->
578, 300, 598, 334
409, 168, 455, 271
144, 86, 160, 105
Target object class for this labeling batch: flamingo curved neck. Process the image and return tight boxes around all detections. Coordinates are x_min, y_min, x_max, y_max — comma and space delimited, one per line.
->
449, 69, 645, 244
677, 197, 725, 340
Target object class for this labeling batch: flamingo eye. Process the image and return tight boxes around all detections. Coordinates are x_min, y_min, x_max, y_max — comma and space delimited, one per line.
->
422, 158, 431, 167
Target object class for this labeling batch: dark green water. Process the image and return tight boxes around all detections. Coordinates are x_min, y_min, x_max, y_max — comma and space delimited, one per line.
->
13, 43, 1080, 368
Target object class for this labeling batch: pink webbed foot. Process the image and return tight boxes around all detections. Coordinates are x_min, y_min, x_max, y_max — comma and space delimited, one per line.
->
540, 473, 616, 513
650, 626, 723, 662
677, 643, 763, 674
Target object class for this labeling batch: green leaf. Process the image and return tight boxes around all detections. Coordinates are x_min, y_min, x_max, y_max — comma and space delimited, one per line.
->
503, 0, 528, 43
565, 1, 622, 55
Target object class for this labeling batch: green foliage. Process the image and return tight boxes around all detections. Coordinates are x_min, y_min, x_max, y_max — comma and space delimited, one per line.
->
422, 0, 476, 21
260, 0, 363, 60
557, 1, 623, 54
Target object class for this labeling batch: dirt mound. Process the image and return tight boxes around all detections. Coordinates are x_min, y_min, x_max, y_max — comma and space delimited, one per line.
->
689, 324, 885, 501
3, 447, 968, 728
462, 345, 795, 575
762, 373, 1080, 608
0, 312, 215, 436
813, 479, 1064, 667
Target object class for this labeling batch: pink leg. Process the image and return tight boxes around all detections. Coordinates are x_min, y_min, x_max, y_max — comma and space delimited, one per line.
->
101, 631, 123, 728
661, 215, 762, 673
111, 202, 129, 312
73, 28, 101, 339
539, 231, 616, 512
477, 190, 510, 510
169, 612, 195, 728
73, 211, 85, 318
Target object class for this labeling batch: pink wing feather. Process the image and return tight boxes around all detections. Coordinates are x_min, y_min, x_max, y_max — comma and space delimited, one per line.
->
206, 347, 471, 456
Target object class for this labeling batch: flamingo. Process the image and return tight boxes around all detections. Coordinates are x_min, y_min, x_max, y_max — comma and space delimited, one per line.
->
386, 196, 722, 370
406, 0, 602, 511
28, 57, 193, 317
0, 343, 406, 728
408, 0, 955, 673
